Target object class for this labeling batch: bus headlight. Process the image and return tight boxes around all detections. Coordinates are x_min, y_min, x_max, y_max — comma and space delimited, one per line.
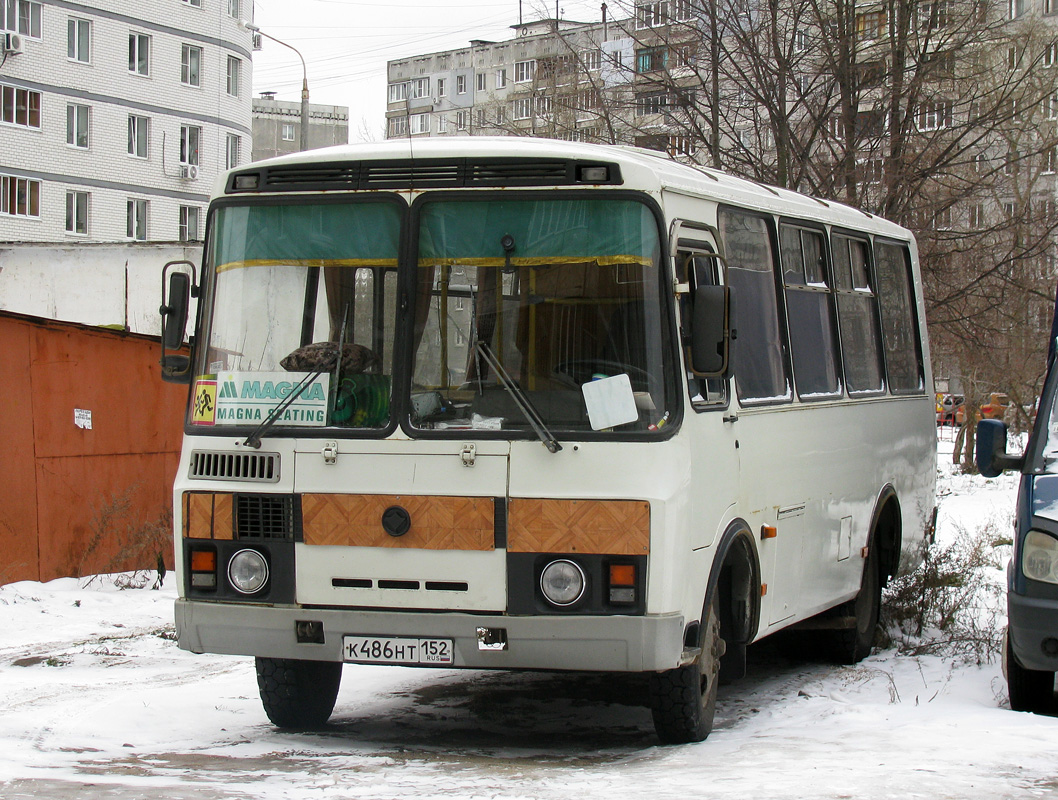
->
1023, 531, 1058, 585
228, 549, 269, 594
539, 559, 586, 607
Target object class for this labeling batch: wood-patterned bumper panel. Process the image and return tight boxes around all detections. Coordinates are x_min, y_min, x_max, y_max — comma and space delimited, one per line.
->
508, 498, 650, 555
302, 493, 496, 550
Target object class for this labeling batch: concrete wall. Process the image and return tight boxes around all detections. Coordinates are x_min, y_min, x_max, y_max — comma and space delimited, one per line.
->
0, 312, 187, 585
0, 241, 200, 336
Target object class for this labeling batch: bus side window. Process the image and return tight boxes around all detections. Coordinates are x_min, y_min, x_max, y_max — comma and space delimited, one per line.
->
874, 242, 924, 393
779, 224, 841, 400
677, 246, 726, 408
720, 209, 791, 405
832, 234, 885, 395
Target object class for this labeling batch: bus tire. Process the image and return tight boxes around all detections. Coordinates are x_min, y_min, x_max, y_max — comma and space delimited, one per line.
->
1006, 635, 1055, 713
255, 656, 342, 729
829, 542, 881, 665
649, 593, 722, 743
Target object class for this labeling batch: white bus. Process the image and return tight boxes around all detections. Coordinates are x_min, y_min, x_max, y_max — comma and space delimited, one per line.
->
160, 138, 936, 743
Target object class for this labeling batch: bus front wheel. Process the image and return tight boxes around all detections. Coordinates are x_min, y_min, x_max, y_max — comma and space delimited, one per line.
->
255, 656, 342, 729
649, 593, 724, 743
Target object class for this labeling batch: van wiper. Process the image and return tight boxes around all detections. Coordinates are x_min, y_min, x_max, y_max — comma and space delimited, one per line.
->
242, 369, 323, 449
475, 340, 562, 454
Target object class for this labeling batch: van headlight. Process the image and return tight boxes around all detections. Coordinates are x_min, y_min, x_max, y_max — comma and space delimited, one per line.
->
1023, 531, 1058, 585
539, 559, 586, 607
228, 548, 269, 594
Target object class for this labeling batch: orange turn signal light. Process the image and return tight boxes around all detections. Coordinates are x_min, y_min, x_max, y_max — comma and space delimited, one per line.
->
609, 564, 636, 587
191, 550, 216, 572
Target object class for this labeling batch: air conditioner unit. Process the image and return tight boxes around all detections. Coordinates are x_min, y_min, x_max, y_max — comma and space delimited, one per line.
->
180, 165, 199, 180
4, 32, 24, 55
251, 32, 263, 51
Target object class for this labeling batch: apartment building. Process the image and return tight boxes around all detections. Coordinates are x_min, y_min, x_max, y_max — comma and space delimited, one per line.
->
0, 0, 253, 243
386, 16, 635, 144
251, 92, 349, 162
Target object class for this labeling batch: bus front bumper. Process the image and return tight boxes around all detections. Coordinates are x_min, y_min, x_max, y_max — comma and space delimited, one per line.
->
175, 599, 688, 673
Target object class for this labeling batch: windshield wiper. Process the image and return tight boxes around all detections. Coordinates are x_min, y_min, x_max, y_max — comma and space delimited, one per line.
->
475, 340, 562, 454
242, 369, 323, 449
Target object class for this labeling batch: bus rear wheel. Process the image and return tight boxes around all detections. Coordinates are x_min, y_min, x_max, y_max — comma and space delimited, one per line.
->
255, 656, 342, 729
649, 594, 723, 743
828, 543, 881, 665
1006, 634, 1056, 714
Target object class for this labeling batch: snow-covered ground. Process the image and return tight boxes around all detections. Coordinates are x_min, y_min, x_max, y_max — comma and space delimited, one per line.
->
1, 434, 1054, 799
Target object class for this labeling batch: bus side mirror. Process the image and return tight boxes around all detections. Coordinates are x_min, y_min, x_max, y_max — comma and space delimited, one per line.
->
976, 419, 1024, 477
690, 284, 730, 377
160, 261, 198, 384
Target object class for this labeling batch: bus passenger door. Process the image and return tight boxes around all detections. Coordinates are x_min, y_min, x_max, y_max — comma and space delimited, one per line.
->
674, 230, 740, 553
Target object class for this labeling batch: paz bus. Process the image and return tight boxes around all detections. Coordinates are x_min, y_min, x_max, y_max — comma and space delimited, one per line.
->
159, 138, 936, 743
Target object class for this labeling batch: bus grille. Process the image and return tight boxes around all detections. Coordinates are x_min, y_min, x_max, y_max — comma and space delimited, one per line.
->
189, 450, 280, 483
235, 494, 296, 540
228, 158, 622, 193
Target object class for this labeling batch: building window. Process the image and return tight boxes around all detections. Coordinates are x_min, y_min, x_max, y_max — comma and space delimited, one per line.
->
410, 112, 430, 134
437, 77, 446, 97
537, 95, 553, 116
2, 84, 41, 128
794, 29, 810, 52
477, 73, 486, 92
968, 203, 984, 228
128, 114, 149, 158
583, 49, 601, 71
180, 0, 202, 6
127, 199, 147, 240
856, 11, 886, 40
513, 97, 532, 120
3, 0, 41, 38
410, 77, 429, 98
1045, 147, 1057, 174
388, 82, 409, 103
66, 191, 88, 235
129, 33, 150, 76
514, 60, 536, 83
66, 103, 89, 148
181, 44, 202, 87
635, 90, 668, 116
225, 133, 240, 169
388, 115, 408, 136
1046, 42, 1058, 67
281, 122, 295, 141
180, 125, 201, 166
1, 174, 40, 217
636, 46, 668, 73
496, 69, 507, 88
179, 206, 200, 242
916, 100, 952, 131
456, 74, 467, 94
227, 0, 241, 17
1009, 0, 1024, 18
67, 18, 90, 63
456, 110, 468, 130
226, 56, 241, 96
437, 114, 448, 133
636, 1, 667, 28
476, 108, 486, 127
1048, 94, 1058, 121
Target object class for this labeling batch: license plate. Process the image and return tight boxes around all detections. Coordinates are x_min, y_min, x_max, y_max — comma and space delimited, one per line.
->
343, 635, 454, 665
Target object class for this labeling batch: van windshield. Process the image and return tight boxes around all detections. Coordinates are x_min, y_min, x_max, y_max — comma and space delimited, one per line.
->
408, 197, 675, 435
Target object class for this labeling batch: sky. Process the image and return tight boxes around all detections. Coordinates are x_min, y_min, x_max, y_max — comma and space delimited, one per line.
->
249, 0, 626, 142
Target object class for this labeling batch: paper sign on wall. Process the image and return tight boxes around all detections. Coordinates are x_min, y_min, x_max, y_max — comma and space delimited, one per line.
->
74, 409, 92, 430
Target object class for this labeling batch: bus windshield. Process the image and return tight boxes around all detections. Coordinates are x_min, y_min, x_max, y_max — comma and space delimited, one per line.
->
194, 200, 401, 431
409, 197, 674, 436
191, 194, 674, 437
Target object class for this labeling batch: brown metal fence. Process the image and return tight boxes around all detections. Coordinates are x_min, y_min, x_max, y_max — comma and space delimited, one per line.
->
0, 312, 186, 584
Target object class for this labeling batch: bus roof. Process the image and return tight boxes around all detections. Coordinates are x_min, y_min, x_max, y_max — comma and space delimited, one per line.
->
233, 137, 912, 242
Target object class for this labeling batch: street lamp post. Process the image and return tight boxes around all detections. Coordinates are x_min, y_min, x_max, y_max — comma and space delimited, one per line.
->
239, 20, 309, 152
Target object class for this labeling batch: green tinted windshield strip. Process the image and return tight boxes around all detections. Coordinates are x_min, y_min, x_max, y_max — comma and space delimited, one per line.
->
212, 202, 401, 267
417, 198, 659, 261
217, 258, 399, 273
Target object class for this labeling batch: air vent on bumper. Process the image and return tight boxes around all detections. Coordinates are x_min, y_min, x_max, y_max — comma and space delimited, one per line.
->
189, 450, 280, 482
